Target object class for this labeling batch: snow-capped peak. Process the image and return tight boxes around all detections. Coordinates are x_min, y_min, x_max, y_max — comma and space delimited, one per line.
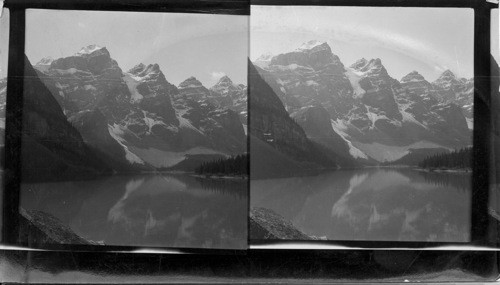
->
130, 63, 146, 71
295, 40, 329, 52
76, 44, 105, 56
128, 63, 161, 77
36, 56, 54, 66
256, 52, 274, 62
351, 58, 368, 70
350, 58, 384, 75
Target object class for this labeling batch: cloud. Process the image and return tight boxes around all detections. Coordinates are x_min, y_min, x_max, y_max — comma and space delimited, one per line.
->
210, 71, 226, 80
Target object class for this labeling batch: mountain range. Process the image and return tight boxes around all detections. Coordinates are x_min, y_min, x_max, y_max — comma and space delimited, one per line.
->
252, 40, 473, 165
0, 45, 247, 180
0, 41, 474, 179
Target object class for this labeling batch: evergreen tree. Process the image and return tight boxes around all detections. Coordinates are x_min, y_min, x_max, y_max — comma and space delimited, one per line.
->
195, 154, 249, 176
419, 147, 472, 169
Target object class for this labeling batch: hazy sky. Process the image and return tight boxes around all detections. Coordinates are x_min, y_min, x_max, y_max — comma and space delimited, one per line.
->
0, 9, 9, 78
251, 6, 474, 82
26, 10, 248, 86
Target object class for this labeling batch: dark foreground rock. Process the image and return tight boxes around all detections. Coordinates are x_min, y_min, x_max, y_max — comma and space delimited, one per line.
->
19, 208, 99, 246
250, 207, 312, 240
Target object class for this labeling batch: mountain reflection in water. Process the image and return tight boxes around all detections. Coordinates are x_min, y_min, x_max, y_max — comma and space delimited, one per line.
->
21, 174, 247, 249
251, 168, 470, 242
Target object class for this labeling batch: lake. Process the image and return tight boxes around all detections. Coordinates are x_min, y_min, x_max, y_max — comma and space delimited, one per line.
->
251, 168, 471, 242
20, 174, 248, 249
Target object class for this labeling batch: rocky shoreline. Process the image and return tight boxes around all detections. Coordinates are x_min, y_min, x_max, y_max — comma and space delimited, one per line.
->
19, 208, 99, 246
250, 207, 316, 240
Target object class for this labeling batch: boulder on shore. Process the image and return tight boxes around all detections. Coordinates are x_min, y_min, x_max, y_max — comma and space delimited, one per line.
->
19, 208, 99, 246
250, 207, 312, 240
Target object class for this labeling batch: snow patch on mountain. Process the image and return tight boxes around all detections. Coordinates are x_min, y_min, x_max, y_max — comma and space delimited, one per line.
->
108, 124, 145, 165
123, 73, 143, 103
295, 40, 327, 51
305, 80, 319, 86
84, 85, 96, 91
254, 53, 274, 68
76, 44, 104, 55
35, 57, 54, 72
142, 110, 168, 134
273, 64, 301, 71
52, 68, 93, 76
36, 56, 54, 66
345, 68, 365, 97
365, 106, 390, 129
331, 119, 368, 159
466, 118, 473, 130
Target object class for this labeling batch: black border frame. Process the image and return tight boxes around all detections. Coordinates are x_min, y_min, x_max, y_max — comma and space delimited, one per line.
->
2, 0, 251, 254
0, 0, 498, 254
248, 0, 500, 249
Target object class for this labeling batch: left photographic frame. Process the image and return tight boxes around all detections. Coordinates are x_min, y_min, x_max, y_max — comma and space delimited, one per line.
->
5, 8, 249, 251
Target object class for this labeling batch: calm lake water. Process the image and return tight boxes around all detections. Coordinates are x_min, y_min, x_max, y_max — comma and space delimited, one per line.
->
251, 168, 471, 242
21, 174, 248, 249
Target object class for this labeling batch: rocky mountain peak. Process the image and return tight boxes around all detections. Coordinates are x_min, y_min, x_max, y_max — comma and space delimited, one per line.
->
254, 52, 275, 68
371, 58, 383, 67
44, 44, 119, 77
128, 63, 162, 78
401, 71, 426, 83
36, 56, 54, 66
269, 40, 341, 71
128, 63, 146, 73
178, 76, 204, 89
75, 44, 108, 57
211, 75, 241, 95
350, 58, 368, 70
216, 75, 233, 85
256, 52, 274, 62
433, 69, 461, 89
440, 69, 456, 78
149, 63, 160, 72
295, 40, 330, 52
351, 58, 386, 77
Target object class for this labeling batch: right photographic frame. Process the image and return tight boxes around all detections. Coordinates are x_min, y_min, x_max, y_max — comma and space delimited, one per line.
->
249, 4, 486, 245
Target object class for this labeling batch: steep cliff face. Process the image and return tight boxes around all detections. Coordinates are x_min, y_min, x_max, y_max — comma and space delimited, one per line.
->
249, 61, 345, 178
22, 55, 111, 181
292, 105, 356, 165
249, 61, 313, 154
